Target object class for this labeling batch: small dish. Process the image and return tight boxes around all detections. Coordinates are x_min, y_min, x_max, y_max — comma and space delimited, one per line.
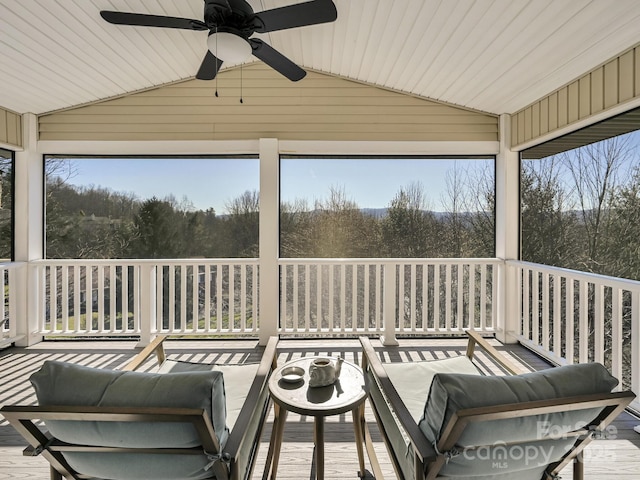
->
280, 365, 305, 383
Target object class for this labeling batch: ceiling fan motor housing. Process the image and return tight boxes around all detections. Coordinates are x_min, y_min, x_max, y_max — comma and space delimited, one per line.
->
204, 0, 261, 38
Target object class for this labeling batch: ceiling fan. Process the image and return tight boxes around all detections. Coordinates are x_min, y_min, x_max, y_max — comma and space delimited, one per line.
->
100, 0, 338, 82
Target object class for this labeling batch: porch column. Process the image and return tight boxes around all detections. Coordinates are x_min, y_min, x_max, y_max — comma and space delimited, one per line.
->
258, 138, 280, 344
14, 113, 44, 346
495, 114, 520, 344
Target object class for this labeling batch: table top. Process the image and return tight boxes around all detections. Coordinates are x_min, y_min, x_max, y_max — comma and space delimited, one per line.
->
268, 357, 368, 417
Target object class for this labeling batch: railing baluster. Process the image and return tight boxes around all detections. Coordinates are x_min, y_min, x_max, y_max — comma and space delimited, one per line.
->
204, 264, 211, 333
479, 263, 487, 331
216, 264, 223, 331
456, 263, 463, 330
252, 264, 258, 333
433, 264, 441, 332
469, 263, 476, 330
552, 273, 561, 358
304, 264, 311, 332
156, 265, 163, 333
192, 264, 199, 332
611, 287, 623, 388
566, 278, 575, 364
374, 263, 383, 332
532, 269, 540, 346
109, 265, 116, 332
522, 266, 530, 340
541, 271, 549, 351
229, 265, 235, 332
61, 266, 69, 333
445, 264, 452, 331
292, 264, 298, 332
340, 264, 346, 332
352, 264, 358, 331
594, 283, 605, 364
579, 280, 588, 363
241, 264, 247, 332
180, 264, 187, 332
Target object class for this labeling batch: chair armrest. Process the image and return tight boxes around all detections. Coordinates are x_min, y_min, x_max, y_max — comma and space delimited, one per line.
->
359, 336, 434, 463
222, 336, 279, 457
121, 335, 167, 371
465, 330, 523, 375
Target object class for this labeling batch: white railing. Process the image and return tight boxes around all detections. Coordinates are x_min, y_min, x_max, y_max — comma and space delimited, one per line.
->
4, 258, 638, 410
0, 262, 21, 347
279, 258, 500, 337
30, 258, 499, 340
509, 260, 640, 410
34, 259, 259, 339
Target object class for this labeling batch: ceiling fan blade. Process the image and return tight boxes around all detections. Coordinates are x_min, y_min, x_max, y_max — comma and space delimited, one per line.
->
254, 0, 337, 33
249, 39, 306, 81
100, 11, 208, 31
196, 51, 223, 80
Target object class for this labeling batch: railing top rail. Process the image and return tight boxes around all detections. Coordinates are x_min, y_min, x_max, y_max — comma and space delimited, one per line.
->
508, 260, 640, 291
0, 261, 26, 269
31, 258, 259, 266
279, 257, 502, 265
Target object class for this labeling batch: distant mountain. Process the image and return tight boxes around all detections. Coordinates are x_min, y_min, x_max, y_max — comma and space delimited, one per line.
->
360, 208, 388, 218
359, 208, 478, 220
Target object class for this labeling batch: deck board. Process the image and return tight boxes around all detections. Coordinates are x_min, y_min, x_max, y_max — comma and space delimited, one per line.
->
0, 337, 638, 480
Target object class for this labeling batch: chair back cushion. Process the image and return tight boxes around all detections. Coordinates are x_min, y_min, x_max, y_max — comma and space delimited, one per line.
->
418, 362, 618, 448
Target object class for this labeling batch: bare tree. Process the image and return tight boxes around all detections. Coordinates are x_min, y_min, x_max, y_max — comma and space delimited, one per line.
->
558, 136, 635, 272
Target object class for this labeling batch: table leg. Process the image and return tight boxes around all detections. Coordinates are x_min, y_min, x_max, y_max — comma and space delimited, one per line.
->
314, 416, 325, 480
352, 405, 366, 477
262, 404, 288, 480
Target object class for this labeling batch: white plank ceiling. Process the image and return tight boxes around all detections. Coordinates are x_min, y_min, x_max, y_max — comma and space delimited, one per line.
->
1, 0, 639, 116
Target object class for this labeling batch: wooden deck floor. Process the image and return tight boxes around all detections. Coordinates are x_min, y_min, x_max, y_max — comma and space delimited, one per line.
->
1, 336, 638, 480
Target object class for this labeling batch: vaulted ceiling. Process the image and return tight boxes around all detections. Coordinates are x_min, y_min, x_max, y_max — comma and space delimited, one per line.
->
2, 0, 640, 116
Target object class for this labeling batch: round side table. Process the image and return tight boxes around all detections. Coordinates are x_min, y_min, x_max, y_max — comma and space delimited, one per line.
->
262, 357, 368, 480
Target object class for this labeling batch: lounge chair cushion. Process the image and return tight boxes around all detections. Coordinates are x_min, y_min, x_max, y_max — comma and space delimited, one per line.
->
369, 356, 481, 480
418, 362, 618, 448
384, 355, 481, 422
30, 360, 228, 479
158, 359, 261, 429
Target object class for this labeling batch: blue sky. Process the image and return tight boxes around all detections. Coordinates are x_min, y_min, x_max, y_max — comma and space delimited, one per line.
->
62, 156, 492, 214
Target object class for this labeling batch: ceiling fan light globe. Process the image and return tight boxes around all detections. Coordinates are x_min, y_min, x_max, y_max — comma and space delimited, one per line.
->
207, 32, 251, 63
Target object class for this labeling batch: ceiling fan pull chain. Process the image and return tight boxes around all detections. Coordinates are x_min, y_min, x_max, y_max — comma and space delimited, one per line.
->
214, 26, 219, 97
240, 64, 243, 104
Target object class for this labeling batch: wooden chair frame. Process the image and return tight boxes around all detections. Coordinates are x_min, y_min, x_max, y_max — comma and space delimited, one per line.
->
2, 335, 279, 480
359, 332, 635, 480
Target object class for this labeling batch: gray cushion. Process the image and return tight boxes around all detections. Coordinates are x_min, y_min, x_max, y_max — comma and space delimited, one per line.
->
369, 356, 479, 480
31, 360, 228, 449
419, 362, 618, 448
158, 359, 261, 430
30, 360, 229, 479
384, 355, 481, 422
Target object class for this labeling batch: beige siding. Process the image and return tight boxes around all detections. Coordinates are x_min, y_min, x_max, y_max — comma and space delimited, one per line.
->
39, 64, 498, 142
0, 107, 22, 148
511, 42, 640, 149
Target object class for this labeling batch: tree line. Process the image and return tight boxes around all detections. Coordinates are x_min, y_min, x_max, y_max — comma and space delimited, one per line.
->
44, 170, 496, 260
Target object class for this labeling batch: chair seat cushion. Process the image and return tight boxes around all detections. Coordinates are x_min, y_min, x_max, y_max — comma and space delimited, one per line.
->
384, 355, 481, 422
418, 362, 619, 448
30, 360, 228, 449
158, 359, 261, 429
